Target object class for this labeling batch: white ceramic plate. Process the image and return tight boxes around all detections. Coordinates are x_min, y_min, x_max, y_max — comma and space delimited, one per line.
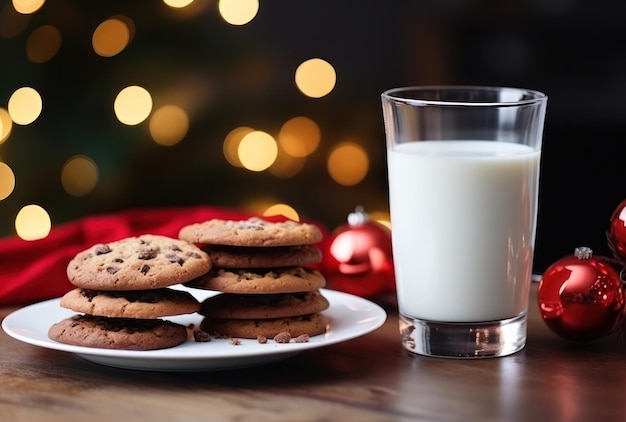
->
2, 287, 387, 371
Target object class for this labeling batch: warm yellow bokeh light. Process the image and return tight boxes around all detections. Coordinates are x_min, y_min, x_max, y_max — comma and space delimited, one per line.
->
8, 87, 42, 125
327, 142, 370, 186
263, 204, 300, 222
92, 18, 131, 57
223, 126, 254, 167
295, 58, 336, 98
278, 116, 321, 158
163, 0, 194, 8
238, 130, 277, 172
61, 155, 99, 197
12, 0, 45, 14
15, 204, 51, 241
26, 25, 61, 63
149, 105, 189, 146
218, 0, 259, 25
0, 108, 12, 143
114, 85, 153, 125
0, 162, 16, 200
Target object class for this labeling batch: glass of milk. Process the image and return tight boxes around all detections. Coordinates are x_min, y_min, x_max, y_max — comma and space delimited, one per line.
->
381, 86, 547, 358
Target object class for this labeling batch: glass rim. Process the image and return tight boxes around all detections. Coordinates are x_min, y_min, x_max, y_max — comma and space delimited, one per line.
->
381, 85, 547, 107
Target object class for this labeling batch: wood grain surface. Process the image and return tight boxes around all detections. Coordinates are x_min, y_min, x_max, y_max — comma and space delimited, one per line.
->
2, 284, 626, 422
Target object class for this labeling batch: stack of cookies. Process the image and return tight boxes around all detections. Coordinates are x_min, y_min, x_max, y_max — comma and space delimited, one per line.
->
179, 217, 330, 341
48, 234, 212, 350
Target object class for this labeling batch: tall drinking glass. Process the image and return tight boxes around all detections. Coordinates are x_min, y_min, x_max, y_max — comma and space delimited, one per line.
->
381, 86, 547, 358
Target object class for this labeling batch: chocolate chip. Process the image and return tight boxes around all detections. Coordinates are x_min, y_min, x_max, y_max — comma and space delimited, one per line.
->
139, 264, 150, 275
106, 266, 119, 274
94, 245, 111, 255
169, 245, 182, 252
80, 289, 99, 300
138, 249, 157, 260
187, 252, 202, 259
113, 258, 124, 263
166, 254, 184, 265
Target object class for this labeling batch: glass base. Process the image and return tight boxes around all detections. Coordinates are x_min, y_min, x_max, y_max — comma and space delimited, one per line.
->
399, 312, 527, 359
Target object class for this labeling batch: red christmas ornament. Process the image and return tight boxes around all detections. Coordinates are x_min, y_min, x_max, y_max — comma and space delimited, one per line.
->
321, 206, 395, 298
537, 246, 625, 342
608, 198, 626, 265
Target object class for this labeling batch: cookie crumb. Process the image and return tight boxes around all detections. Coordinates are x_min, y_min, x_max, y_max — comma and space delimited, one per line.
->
273, 332, 291, 343
294, 334, 309, 343
193, 330, 211, 342
229, 338, 241, 346
257, 335, 267, 344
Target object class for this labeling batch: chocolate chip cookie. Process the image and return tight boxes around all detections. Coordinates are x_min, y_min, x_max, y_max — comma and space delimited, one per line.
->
185, 266, 326, 294
66, 234, 211, 291
200, 312, 328, 339
60, 287, 200, 319
178, 217, 323, 247
199, 290, 329, 319
48, 314, 188, 350
201, 244, 322, 269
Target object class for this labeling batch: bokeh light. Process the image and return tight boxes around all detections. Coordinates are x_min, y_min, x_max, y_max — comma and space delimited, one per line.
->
263, 203, 300, 221
61, 155, 99, 197
238, 130, 277, 172
163, 0, 195, 8
0, 108, 12, 143
8, 87, 42, 125
327, 142, 369, 186
12, 0, 45, 15
0, 162, 16, 201
295, 58, 336, 98
223, 126, 254, 167
149, 105, 189, 146
218, 0, 259, 25
114, 85, 153, 125
15, 204, 51, 241
26, 25, 62, 63
92, 17, 132, 57
278, 116, 321, 157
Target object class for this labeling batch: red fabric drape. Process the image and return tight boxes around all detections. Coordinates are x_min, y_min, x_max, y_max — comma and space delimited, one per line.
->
0, 206, 295, 306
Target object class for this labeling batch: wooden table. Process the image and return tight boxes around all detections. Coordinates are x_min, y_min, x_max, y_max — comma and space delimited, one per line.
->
2, 283, 626, 422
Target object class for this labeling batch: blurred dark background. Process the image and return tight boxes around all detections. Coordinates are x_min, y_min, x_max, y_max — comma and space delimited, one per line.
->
1, 0, 625, 273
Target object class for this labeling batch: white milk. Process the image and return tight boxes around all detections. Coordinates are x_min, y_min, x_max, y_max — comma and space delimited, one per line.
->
387, 140, 540, 322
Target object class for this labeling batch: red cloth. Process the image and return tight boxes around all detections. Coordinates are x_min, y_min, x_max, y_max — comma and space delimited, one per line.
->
0, 206, 276, 306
